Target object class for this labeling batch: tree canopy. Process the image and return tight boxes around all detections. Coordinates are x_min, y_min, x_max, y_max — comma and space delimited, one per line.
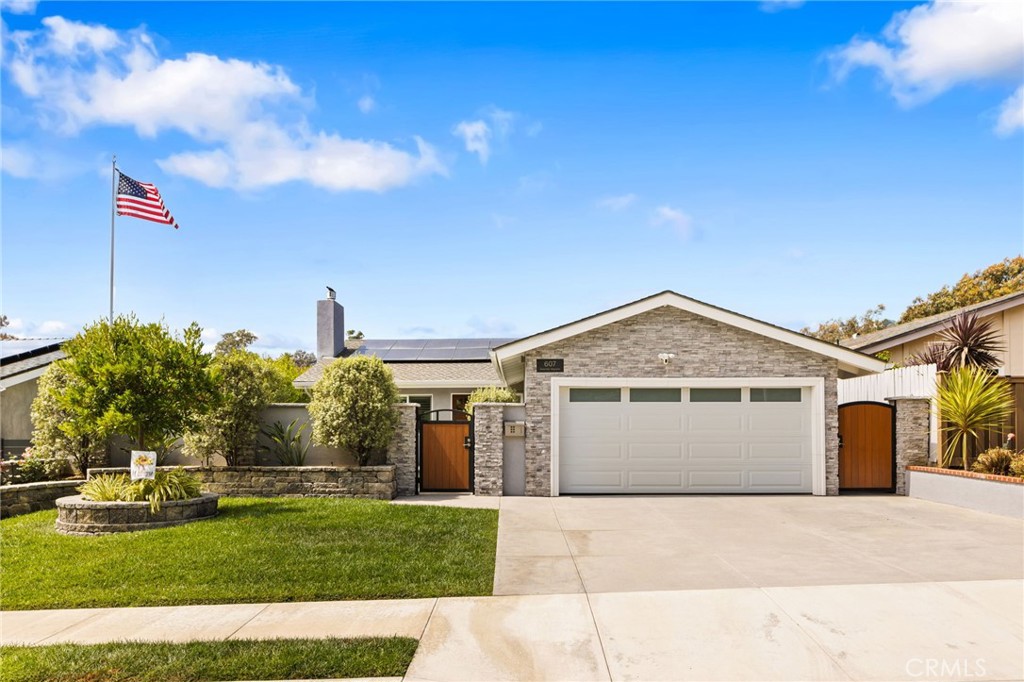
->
899, 257, 1024, 323
800, 305, 893, 344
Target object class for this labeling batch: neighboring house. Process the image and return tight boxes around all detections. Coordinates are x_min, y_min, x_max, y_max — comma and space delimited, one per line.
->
0, 340, 65, 455
293, 294, 513, 420
298, 290, 884, 496
841, 289, 1024, 443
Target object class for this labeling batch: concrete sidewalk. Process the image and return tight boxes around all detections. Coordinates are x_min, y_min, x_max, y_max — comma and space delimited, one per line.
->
4, 579, 1022, 681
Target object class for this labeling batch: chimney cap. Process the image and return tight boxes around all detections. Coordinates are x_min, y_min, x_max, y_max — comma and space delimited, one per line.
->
326, 286, 336, 301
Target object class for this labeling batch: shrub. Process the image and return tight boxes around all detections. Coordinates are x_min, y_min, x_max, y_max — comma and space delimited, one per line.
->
971, 448, 1015, 476
935, 366, 1013, 469
464, 386, 520, 416
261, 419, 310, 466
31, 361, 105, 476
1010, 453, 1024, 478
0, 448, 68, 485
183, 351, 277, 466
309, 356, 399, 466
79, 468, 203, 513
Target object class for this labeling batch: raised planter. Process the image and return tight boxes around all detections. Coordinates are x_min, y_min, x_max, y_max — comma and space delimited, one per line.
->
906, 466, 1023, 519
55, 493, 219, 535
1, 480, 85, 519
87, 465, 398, 500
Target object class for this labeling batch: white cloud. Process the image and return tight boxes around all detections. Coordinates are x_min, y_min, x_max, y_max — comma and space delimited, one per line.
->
357, 94, 376, 113
452, 119, 491, 164
760, 1, 804, 13
0, 0, 37, 14
651, 205, 694, 239
452, 105, 524, 164
3, 16, 446, 191
830, 0, 1023, 131
598, 193, 638, 211
995, 84, 1024, 136
1, 144, 85, 180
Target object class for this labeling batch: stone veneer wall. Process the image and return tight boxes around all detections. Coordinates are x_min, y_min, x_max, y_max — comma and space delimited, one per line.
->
56, 493, 219, 535
389, 403, 418, 496
522, 306, 841, 497
0, 480, 84, 519
472, 404, 505, 496
889, 397, 931, 495
88, 466, 397, 500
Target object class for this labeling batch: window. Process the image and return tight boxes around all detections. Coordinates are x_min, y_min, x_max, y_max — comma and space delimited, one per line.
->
451, 394, 470, 421
689, 388, 741, 403
750, 388, 802, 403
569, 388, 622, 402
400, 395, 433, 420
630, 388, 682, 402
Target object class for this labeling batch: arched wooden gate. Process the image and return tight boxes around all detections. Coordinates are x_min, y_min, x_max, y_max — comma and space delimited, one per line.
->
838, 401, 895, 492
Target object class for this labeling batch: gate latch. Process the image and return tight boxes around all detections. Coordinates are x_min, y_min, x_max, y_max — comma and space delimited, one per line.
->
464, 436, 472, 450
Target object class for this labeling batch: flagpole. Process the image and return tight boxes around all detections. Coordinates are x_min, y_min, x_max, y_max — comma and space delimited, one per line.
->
109, 155, 117, 323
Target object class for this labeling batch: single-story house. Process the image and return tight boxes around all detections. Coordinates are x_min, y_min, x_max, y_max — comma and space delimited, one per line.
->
0, 340, 65, 456
842, 289, 1024, 440
297, 290, 885, 496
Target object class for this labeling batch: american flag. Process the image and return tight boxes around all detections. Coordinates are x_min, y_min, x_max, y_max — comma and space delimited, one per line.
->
116, 172, 179, 229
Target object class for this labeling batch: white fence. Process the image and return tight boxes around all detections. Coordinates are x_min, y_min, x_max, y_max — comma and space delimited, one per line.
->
838, 364, 939, 463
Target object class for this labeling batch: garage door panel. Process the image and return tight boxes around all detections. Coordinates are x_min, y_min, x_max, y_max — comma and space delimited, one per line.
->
688, 442, 744, 460
627, 443, 683, 460
687, 414, 743, 432
558, 385, 813, 495
748, 442, 805, 460
628, 471, 683, 488
749, 470, 805, 489
688, 470, 745, 488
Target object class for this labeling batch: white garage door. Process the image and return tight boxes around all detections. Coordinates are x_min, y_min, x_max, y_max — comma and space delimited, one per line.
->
558, 385, 813, 494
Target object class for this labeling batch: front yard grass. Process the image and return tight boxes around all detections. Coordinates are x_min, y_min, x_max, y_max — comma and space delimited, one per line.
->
0, 636, 417, 682
0, 497, 498, 610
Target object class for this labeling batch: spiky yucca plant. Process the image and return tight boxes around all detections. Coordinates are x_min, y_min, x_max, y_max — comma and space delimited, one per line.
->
935, 366, 1013, 469
910, 312, 1004, 371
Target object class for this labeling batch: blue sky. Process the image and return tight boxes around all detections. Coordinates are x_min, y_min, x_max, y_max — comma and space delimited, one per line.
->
2, 1, 1022, 355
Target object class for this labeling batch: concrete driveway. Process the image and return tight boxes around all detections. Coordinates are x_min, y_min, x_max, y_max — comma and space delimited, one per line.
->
493, 495, 1024, 595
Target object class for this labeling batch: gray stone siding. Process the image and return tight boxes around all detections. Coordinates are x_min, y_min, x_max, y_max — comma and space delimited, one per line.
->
389, 403, 418, 496
472, 404, 505, 496
88, 466, 397, 500
890, 397, 931, 495
56, 493, 219, 535
522, 306, 840, 496
0, 480, 84, 519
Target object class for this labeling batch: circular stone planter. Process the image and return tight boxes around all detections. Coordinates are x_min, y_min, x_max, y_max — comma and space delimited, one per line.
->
55, 493, 219, 536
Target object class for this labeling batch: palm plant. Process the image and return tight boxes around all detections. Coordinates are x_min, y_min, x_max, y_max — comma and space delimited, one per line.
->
260, 419, 310, 466
935, 366, 1014, 469
909, 312, 1003, 371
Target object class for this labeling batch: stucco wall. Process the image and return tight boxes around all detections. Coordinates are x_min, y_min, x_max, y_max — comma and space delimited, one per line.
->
397, 388, 480, 418
883, 307, 1023, 375
0, 379, 38, 444
907, 467, 1023, 519
521, 306, 840, 497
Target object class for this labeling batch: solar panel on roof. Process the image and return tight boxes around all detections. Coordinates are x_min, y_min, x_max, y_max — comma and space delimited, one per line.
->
418, 348, 457, 361
451, 348, 492, 360
379, 349, 423, 361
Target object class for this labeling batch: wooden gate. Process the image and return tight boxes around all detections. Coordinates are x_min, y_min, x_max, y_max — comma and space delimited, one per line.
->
419, 410, 472, 492
838, 402, 895, 491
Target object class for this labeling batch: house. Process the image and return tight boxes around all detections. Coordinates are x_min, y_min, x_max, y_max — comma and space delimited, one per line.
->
841, 289, 1024, 443
0, 340, 65, 456
293, 292, 513, 420
299, 290, 885, 496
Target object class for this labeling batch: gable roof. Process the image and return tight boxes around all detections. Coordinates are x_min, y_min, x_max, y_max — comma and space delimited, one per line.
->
0, 340, 65, 388
841, 289, 1024, 353
490, 290, 886, 384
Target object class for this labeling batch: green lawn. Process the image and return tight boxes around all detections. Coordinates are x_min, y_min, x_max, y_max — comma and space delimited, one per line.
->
1, 497, 498, 610
0, 637, 418, 682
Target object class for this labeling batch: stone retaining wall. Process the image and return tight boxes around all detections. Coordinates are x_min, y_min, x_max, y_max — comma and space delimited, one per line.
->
0, 480, 84, 519
56, 493, 220, 535
87, 465, 397, 500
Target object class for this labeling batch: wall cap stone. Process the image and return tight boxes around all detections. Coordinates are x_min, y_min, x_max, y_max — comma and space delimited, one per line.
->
886, 396, 932, 403
907, 466, 1024, 486
0, 479, 83, 493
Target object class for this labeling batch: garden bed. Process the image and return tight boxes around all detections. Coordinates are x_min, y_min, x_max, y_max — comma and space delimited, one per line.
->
906, 466, 1023, 519
55, 493, 219, 535
88, 465, 397, 500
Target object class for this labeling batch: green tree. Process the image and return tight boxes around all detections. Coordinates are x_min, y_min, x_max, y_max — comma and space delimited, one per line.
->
266, 354, 311, 403
50, 316, 214, 450
30, 360, 105, 476
464, 386, 520, 416
183, 351, 277, 466
900, 257, 1024, 323
290, 350, 316, 369
308, 356, 399, 465
801, 305, 893, 344
0, 314, 14, 340
214, 329, 258, 355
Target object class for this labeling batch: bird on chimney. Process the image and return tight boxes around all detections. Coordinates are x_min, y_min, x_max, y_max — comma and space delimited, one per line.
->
326, 286, 336, 300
